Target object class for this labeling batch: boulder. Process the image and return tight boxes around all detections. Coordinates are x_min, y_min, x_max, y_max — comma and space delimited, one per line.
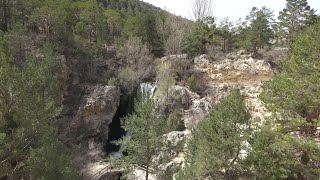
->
194, 54, 212, 65
165, 130, 191, 146
72, 85, 120, 142
156, 85, 192, 115
72, 85, 121, 180
160, 54, 187, 63
171, 86, 192, 110
184, 97, 212, 129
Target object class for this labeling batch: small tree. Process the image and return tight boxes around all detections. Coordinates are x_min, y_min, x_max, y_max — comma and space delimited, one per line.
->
156, 63, 176, 101
215, 18, 236, 52
261, 20, 320, 134
156, 12, 192, 55
182, 24, 211, 57
245, 7, 274, 52
178, 90, 251, 179
187, 74, 196, 92
122, 13, 163, 56
116, 93, 166, 180
74, 0, 106, 44
117, 36, 154, 93
104, 9, 124, 42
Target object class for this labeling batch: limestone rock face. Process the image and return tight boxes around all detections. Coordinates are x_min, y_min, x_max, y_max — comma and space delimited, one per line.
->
225, 50, 247, 60
194, 52, 274, 127
184, 97, 212, 129
170, 86, 192, 110
160, 54, 187, 62
165, 130, 191, 147
71, 85, 121, 180
156, 85, 193, 115
194, 54, 212, 66
73, 85, 120, 142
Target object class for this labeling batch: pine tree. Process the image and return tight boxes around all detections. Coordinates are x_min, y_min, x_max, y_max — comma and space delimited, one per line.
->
245, 124, 320, 179
178, 90, 251, 179
245, 7, 274, 52
214, 18, 236, 52
261, 20, 320, 133
115, 93, 167, 180
257, 20, 320, 179
0, 45, 79, 179
182, 23, 211, 57
278, 0, 317, 44
74, 0, 106, 44
156, 63, 176, 103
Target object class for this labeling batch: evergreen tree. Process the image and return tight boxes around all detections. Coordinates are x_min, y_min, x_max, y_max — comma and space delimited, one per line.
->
182, 23, 211, 57
74, 0, 106, 44
178, 90, 251, 179
261, 20, 320, 132
257, 19, 320, 179
122, 12, 163, 56
0, 45, 79, 179
245, 125, 320, 179
104, 9, 124, 42
156, 63, 176, 102
215, 18, 236, 52
234, 20, 252, 50
245, 7, 274, 52
115, 93, 167, 180
0, 0, 12, 32
278, 0, 317, 44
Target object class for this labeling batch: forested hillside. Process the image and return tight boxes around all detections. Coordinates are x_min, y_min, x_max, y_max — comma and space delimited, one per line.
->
0, 0, 319, 179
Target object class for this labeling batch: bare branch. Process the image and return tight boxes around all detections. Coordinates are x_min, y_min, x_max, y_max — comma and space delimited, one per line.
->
192, 0, 214, 22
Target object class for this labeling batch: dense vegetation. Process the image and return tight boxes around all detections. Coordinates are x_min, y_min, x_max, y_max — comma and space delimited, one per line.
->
0, 0, 319, 179
178, 90, 251, 179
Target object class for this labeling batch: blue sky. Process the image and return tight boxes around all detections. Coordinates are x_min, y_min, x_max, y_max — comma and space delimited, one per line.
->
142, 0, 320, 21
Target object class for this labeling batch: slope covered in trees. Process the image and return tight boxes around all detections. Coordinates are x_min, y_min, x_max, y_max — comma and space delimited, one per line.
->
0, 0, 319, 179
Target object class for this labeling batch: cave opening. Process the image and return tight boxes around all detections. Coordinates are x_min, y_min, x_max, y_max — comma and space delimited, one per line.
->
105, 93, 135, 154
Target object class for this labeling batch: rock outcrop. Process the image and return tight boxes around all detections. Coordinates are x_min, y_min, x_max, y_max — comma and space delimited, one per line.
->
150, 52, 275, 180
194, 54, 213, 66
69, 85, 121, 179
155, 85, 193, 117
157, 52, 274, 130
193, 51, 274, 127
72, 85, 120, 142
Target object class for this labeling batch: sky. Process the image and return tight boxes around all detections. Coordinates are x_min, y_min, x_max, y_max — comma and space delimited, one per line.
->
142, 0, 320, 22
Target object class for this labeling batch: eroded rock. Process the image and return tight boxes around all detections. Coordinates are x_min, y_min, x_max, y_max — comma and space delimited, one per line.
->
72, 85, 120, 142
155, 85, 193, 115
70, 85, 121, 180
194, 54, 212, 66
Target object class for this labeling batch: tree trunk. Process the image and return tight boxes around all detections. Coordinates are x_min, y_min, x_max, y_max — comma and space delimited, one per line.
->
145, 166, 149, 180
2, 0, 9, 32
146, 133, 150, 180
89, 29, 92, 44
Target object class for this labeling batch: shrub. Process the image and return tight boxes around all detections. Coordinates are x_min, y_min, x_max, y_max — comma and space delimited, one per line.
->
187, 74, 196, 92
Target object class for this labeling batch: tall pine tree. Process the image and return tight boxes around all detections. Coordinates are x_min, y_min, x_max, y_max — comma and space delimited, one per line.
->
278, 0, 317, 44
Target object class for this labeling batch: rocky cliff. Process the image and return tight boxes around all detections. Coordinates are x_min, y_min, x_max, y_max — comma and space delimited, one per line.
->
62, 50, 276, 180
62, 84, 121, 179
191, 50, 274, 127
160, 51, 275, 130
124, 51, 277, 179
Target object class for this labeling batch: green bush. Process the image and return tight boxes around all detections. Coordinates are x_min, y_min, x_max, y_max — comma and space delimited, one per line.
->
187, 74, 196, 92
